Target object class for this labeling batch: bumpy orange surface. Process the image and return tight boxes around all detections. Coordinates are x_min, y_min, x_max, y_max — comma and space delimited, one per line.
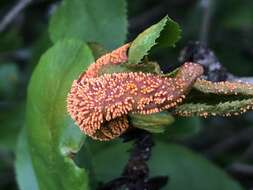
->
67, 44, 204, 140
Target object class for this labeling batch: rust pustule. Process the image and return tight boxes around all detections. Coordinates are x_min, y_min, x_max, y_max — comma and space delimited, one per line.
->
67, 44, 204, 141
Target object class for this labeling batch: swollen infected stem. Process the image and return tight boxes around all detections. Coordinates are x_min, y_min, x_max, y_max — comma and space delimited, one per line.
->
67, 43, 204, 141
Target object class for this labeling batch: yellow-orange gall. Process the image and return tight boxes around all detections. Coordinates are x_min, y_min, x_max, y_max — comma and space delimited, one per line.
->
67, 60, 204, 141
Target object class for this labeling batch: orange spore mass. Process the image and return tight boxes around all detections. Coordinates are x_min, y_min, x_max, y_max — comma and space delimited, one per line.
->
67, 44, 204, 140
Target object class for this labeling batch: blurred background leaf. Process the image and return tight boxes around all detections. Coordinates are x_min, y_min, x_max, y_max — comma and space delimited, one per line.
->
0, 0, 252, 189
163, 117, 202, 140
149, 141, 243, 190
87, 140, 132, 186
83, 139, 243, 190
0, 103, 24, 151
130, 112, 175, 133
49, 0, 127, 50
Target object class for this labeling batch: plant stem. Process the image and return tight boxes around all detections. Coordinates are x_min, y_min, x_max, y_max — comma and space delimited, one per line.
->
199, 0, 214, 46
0, 0, 32, 32
98, 130, 168, 190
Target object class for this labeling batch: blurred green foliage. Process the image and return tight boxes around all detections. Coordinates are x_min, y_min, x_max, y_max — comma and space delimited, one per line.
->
49, 0, 127, 50
0, 0, 252, 190
0, 63, 19, 99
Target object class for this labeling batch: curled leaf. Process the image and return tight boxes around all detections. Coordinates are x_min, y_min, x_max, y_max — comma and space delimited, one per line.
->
174, 79, 253, 117
129, 112, 174, 133
194, 79, 253, 95
175, 98, 253, 117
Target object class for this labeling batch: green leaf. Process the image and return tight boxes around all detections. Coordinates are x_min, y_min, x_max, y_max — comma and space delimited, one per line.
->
149, 141, 243, 190
30, 31, 52, 70
82, 140, 242, 190
194, 79, 253, 96
25, 39, 94, 190
128, 15, 181, 64
175, 98, 253, 117
15, 128, 39, 190
59, 117, 86, 157
129, 112, 174, 133
89, 140, 132, 184
174, 79, 253, 117
49, 0, 127, 50
164, 117, 201, 139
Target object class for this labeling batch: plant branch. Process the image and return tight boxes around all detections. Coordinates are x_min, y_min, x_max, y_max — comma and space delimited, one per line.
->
232, 77, 253, 84
204, 128, 253, 159
199, 0, 214, 45
0, 0, 32, 33
240, 141, 253, 161
227, 162, 253, 176
98, 129, 168, 190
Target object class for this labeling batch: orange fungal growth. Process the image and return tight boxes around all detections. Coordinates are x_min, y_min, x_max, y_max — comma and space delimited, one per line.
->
91, 116, 129, 141
67, 53, 204, 141
81, 43, 130, 79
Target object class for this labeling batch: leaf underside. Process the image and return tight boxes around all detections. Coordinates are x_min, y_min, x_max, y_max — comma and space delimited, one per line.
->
128, 15, 181, 64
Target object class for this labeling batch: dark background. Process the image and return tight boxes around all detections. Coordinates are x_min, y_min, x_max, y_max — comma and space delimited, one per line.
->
0, 0, 253, 189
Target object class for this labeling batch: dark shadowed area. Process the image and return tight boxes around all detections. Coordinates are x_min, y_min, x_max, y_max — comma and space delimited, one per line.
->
0, 0, 253, 190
